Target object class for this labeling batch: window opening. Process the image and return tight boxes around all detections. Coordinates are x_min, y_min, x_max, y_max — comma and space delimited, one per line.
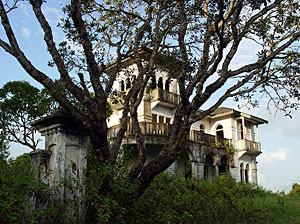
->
158, 77, 163, 89
216, 125, 224, 142
120, 80, 125, 91
126, 78, 131, 89
245, 164, 249, 183
151, 75, 156, 90
165, 79, 170, 91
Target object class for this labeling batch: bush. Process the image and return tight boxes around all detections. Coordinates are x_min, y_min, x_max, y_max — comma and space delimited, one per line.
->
288, 183, 300, 197
0, 153, 291, 224
0, 154, 61, 224
128, 174, 272, 224
0, 154, 35, 223
85, 155, 140, 224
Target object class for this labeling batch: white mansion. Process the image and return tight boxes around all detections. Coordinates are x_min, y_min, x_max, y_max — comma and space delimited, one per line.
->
107, 55, 267, 185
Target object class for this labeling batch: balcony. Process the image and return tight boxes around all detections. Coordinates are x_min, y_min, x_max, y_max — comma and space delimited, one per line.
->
108, 123, 231, 148
236, 139, 261, 153
108, 122, 169, 139
189, 130, 231, 146
151, 88, 180, 108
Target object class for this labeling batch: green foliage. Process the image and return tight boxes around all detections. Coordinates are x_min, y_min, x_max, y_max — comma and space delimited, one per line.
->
1, 154, 299, 224
0, 153, 63, 224
83, 165, 300, 224
84, 152, 139, 224
0, 154, 33, 223
0, 130, 9, 159
0, 81, 55, 150
211, 141, 236, 154
288, 183, 300, 197
129, 174, 268, 224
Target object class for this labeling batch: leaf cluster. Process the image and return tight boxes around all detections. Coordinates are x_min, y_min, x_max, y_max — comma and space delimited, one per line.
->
0, 81, 55, 150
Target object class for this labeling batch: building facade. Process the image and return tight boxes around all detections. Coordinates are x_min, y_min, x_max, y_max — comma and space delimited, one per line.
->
107, 60, 267, 185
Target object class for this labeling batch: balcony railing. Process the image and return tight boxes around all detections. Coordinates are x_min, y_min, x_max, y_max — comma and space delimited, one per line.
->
108, 122, 169, 139
151, 88, 180, 106
189, 130, 231, 146
108, 123, 262, 153
108, 123, 231, 146
236, 139, 261, 153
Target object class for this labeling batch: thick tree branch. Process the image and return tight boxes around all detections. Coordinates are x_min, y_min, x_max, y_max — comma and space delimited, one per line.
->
70, 0, 105, 105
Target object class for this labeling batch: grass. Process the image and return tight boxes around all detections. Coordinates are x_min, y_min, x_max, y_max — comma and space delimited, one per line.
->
267, 194, 300, 224
240, 192, 300, 224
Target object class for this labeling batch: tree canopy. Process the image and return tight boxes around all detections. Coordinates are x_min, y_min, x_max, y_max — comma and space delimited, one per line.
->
0, 0, 299, 193
0, 81, 54, 150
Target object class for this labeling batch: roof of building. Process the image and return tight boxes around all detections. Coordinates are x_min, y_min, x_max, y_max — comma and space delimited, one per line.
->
209, 107, 268, 124
106, 47, 193, 74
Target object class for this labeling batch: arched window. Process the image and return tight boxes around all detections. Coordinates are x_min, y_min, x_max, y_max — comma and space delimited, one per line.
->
165, 79, 170, 91
216, 125, 224, 142
219, 155, 228, 176
158, 77, 163, 89
245, 164, 249, 183
200, 124, 205, 133
151, 75, 156, 90
204, 153, 215, 180
120, 80, 125, 91
126, 78, 131, 89
240, 163, 244, 182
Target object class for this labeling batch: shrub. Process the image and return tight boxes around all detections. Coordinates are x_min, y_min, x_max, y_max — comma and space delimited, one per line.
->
0, 154, 61, 224
288, 183, 300, 197
128, 174, 271, 224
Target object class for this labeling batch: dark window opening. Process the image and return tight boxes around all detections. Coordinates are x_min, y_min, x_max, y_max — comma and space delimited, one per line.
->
216, 125, 224, 142
151, 75, 156, 90
200, 124, 205, 133
158, 77, 163, 89
219, 156, 228, 176
126, 78, 131, 89
204, 153, 215, 180
120, 80, 125, 91
245, 164, 249, 183
165, 79, 170, 92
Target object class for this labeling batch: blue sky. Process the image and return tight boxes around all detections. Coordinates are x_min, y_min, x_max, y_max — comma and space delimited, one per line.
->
1, 1, 300, 193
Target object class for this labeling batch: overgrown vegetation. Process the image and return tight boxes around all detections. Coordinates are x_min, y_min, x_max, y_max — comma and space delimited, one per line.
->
1, 153, 300, 224
129, 174, 300, 224
0, 154, 62, 224
1, 0, 300, 195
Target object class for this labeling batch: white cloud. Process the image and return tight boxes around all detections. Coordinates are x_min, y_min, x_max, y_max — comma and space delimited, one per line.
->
43, 5, 64, 25
229, 38, 262, 70
19, 3, 32, 18
259, 148, 289, 163
22, 27, 31, 38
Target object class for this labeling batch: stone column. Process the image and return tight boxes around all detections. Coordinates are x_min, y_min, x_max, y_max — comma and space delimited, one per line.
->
31, 109, 88, 224
251, 160, 258, 186
191, 162, 204, 179
256, 125, 259, 142
215, 165, 219, 177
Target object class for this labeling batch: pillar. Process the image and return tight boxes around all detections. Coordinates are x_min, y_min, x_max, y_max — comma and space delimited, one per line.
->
191, 162, 205, 179
251, 160, 258, 186
241, 117, 246, 140
256, 125, 259, 142
31, 109, 88, 224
